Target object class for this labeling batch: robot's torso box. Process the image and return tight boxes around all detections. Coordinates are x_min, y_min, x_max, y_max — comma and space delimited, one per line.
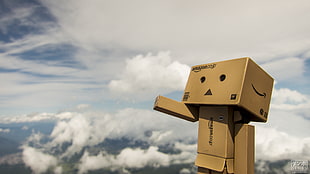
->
182, 57, 274, 122
197, 106, 234, 159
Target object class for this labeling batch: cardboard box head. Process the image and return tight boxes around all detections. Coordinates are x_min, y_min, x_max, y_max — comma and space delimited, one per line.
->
182, 57, 274, 122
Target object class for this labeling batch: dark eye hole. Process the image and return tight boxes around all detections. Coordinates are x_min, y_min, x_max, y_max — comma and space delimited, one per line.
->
220, 74, 226, 81
200, 76, 206, 83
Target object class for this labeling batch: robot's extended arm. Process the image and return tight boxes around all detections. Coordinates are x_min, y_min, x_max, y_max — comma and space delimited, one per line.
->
153, 96, 199, 122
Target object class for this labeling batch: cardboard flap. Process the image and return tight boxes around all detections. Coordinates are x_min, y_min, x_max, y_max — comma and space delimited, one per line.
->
154, 96, 199, 122
195, 153, 225, 172
226, 158, 234, 173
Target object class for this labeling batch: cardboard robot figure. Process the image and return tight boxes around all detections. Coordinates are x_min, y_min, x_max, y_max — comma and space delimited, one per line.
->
153, 57, 274, 174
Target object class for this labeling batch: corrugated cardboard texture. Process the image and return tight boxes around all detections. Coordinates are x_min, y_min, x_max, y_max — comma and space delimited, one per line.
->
240, 58, 274, 122
197, 106, 234, 158
182, 57, 273, 122
234, 124, 254, 174
195, 153, 226, 172
153, 96, 199, 122
183, 58, 246, 105
226, 159, 234, 173
196, 154, 233, 173
197, 166, 228, 174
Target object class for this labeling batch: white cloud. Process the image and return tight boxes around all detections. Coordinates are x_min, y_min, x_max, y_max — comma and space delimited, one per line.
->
253, 87, 310, 160
0, 5, 37, 34
0, 153, 23, 165
26, 132, 45, 146
39, 0, 310, 63
54, 166, 63, 174
116, 146, 170, 168
17, 108, 197, 173
37, 108, 197, 158
255, 126, 310, 161
22, 146, 59, 174
0, 30, 66, 57
1, 0, 309, 114
77, 146, 170, 174
169, 143, 196, 164
149, 130, 173, 143
266, 88, 310, 138
49, 114, 96, 157
75, 104, 90, 110
10, 97, 308, 173
22, 126, 29, 130
78, 143, 196, 173
180, 168, 192, 174
262, 57, 305, 82
0, 70, 102, 114
78, 151, 113, 174
0, 128, 10, 133
108, 51, 190, 101
104, 108, 197, 144
0, 112, 74, 124
271, 88, 310, 111
6, 87, 309, 172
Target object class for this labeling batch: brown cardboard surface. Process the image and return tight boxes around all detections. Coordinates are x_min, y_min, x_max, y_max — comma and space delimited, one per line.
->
226, 159, 234, 173
197, 106, 234, 158
234, 124, 254, 174
195, 153, 226, 172
195, 154, 233, 173
197, 167, 228, 174
240, 58, 274, 122
182, 57, 273, 122
183, 58, 246, 105
153, 96, 199, 122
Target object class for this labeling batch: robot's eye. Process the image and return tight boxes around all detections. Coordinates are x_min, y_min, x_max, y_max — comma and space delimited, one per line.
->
220, 74, 226, 82
200, 76, 206, 83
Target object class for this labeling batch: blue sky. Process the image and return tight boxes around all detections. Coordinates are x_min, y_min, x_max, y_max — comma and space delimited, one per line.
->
0, 0, 310, 172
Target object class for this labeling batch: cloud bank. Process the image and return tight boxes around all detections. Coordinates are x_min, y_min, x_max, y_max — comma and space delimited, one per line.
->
22, 146, 59, 174
39, 0, 310, 63
78, 143, 196, 174
10, 87, 308, 173
17, 108, 197, 173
